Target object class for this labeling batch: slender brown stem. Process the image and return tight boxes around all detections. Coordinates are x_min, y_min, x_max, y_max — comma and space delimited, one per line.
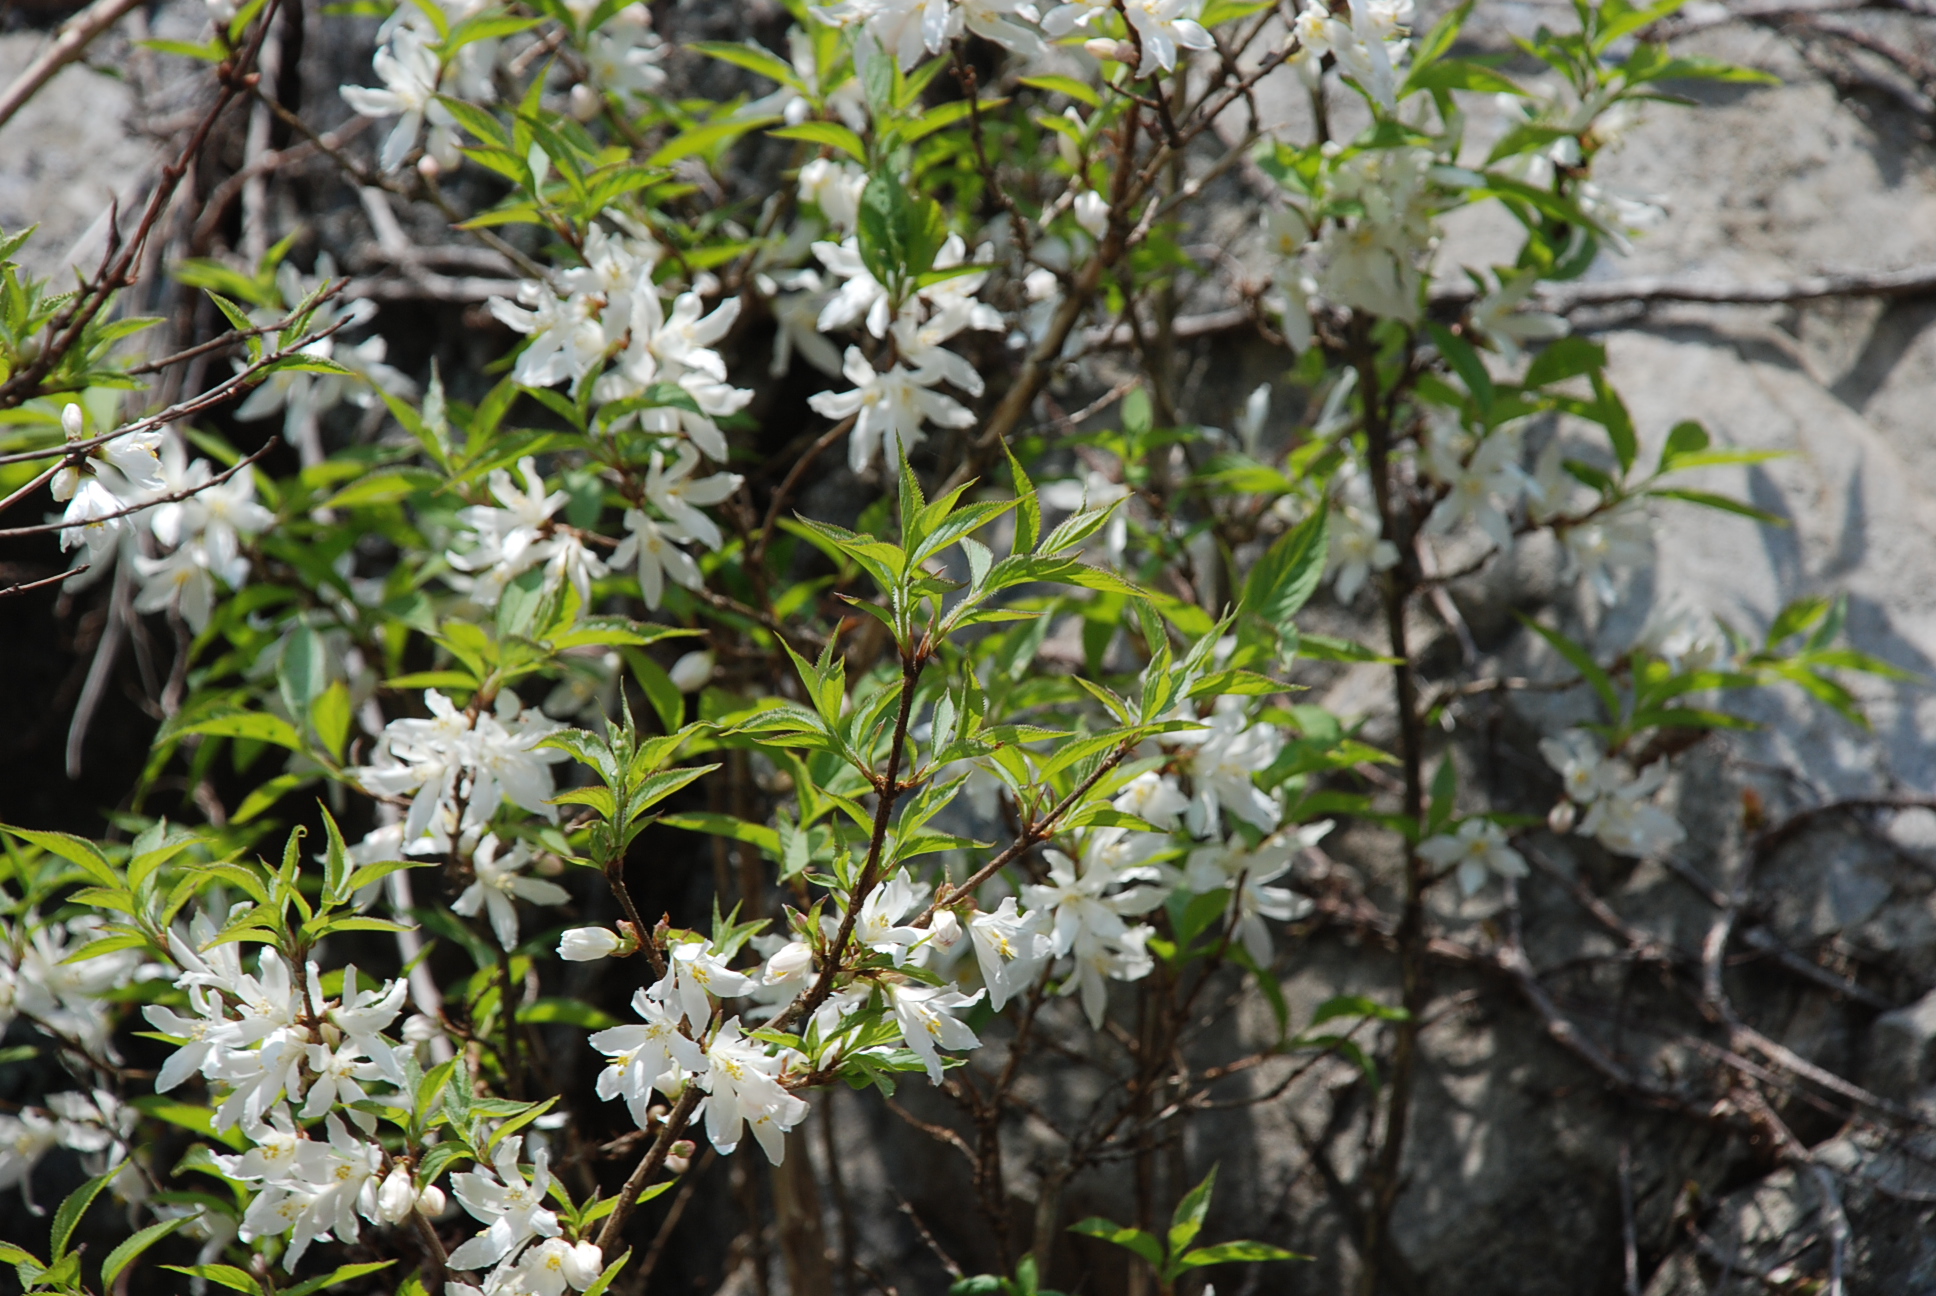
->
596, 1084, 704, 1253
1353, 315, 1427, 1296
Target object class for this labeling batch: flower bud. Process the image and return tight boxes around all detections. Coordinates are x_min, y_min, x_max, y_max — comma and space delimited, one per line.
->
417, 152, 443, 180
565, 1240, 604, 1290
665, 1139, 696, 1175
569, 83, 603, 123
930, 909, 963, 948
1073, 189, 1110, 241
376, 1165, 415, 1223
559, 926, 624, 962
669, 650, 715, 693
1547, 799, 1578, 835
762, 939, 813, 985
1084, 37, 1138, 63
61, 405, 83, 439
403, 1013, 443, 1044
1024, 267, 1060, 303
416, 1183, 446, 1216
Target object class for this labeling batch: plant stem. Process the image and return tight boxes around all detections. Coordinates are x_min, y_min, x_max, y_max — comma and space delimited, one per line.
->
1353, 316, 1428, 1296
596, 1084, 704, 1253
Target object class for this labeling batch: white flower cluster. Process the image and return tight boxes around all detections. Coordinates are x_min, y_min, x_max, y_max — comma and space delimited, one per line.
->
584, 941, 812, 1163
1286, 0, 1415, 110
803, 233, 1000, 472
490, 228, 749, 464
810, 0, 1049, 70
0, 911, 150, 1056
138, 913, 429, 1268
1540, 729, 1687, 857
939, 698, 1321, 1029
354, 688, 568, 857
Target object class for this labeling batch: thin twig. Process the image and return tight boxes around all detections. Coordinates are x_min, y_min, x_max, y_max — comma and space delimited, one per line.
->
0, 0, 145, 132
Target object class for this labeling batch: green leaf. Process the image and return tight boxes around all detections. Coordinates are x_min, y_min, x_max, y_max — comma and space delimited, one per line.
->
1018, 73, 1100, 107
51, 1169, 118, 1259
517, 998, 621, 1029
101, 1216, 191, 1289
162, 1266, 261, 1294
689, 41, 807, 90
1178, 1240, 1308, 1267
1522, 336, 1605, 389
283, 1261, 397, 1296
1518, 614, 1620, 720
1168, 1165, 1218, 1257
1426, 322, 1494, 412
770, 121, 867, 160
1645, 488, 1788, 525
1240, 509, 1329, 641
1069, 1218, 1165, 1271
311, 680, 352, 762
177, 711, 303, 750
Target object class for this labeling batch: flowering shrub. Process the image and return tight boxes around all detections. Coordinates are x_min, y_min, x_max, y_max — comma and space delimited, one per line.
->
0, 0, 1908, 1292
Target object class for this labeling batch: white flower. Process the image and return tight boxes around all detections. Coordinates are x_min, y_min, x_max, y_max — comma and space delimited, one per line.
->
447, 1137, 562, 1272
453, 835, 571, 950
611, 509, 703, 610
1543, 731, 1686, 857
0, 1109, 58, 1203
1579, 775, 1686, 857
1417, 819, 1527, 896
560, 927, 624, 961
300, 1040, 390, 1118
1120, 0, 1213, 73
1328, 504, 1398, 601
133, 543, 219, 630
799, 158, 868, 232
1022, 849, 1165, 1027
1112, 772, 1190, 830
697, 1018, 807, 1163
1538, 730, 1623, 808
356, 689, 566, 849
1171, 700, 1284, 834
1559, 504, 1651, 606
1424, 427, 1526, 552
645, 445, 742, 552
1469, 269, 1568, 362
1182, 830, 1319, 965
584, 8, 666, 98
489, 283, 611, 391
761, 940, 814, 990
445, 457, 570, 610
889, 983, 984, 1082
959, 0, 1045, 54
811, 238, 891, 337
968, 897, 1052, 1012
664, 941, 758, 1027
809, 347, 976, 473
848, 872, 928, 964
811, 0, 958, 70
376, 1164, 418, 1224
340, 29, 459, 171
590, 987, 705, 1129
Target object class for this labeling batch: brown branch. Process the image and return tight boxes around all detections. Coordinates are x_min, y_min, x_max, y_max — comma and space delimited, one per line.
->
0, 2, 279, 411
595, 1085, 703, 1253
0, 564, 90, 600
0, 437, 279, 538
0, 0, 145, 131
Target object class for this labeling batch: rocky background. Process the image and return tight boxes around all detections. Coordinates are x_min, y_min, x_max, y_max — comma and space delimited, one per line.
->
7, 1, 1936, 1292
